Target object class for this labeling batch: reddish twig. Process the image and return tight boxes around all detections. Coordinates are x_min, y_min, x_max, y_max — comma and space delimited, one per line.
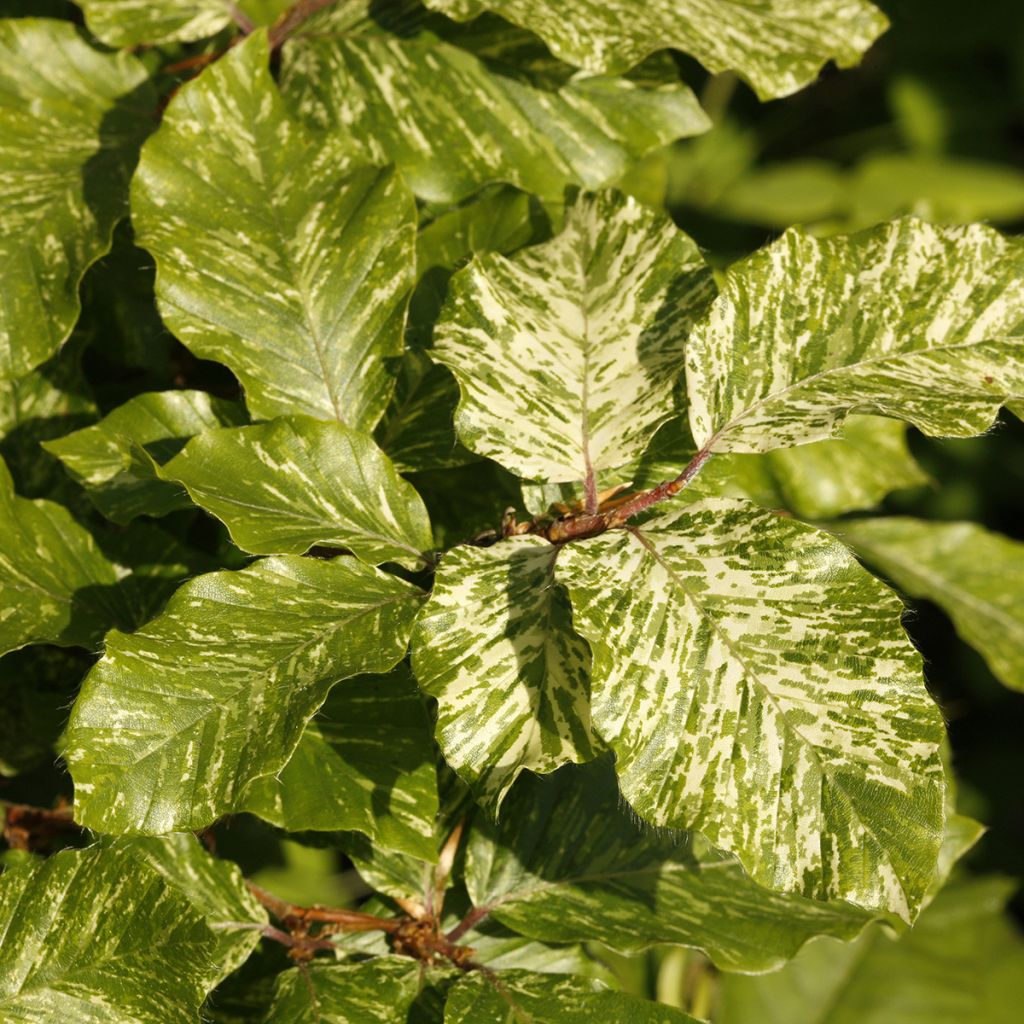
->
269, 0, 340, 49
246, 880, 400, 933
2, 800, 78, 852
446, 904, 492, 944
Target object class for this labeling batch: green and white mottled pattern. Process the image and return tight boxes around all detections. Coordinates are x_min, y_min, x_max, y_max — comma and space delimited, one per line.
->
132, 32, 416, 429
162, 416, 433, 568
840, 518, 1024, 693
266, 959, 433, 1024
281, 11, 709, 204
687, 218, 1024, 454
239, 667, 440, 860
64, 555, 424, 834
557, 499, 946, 921
426, 0, 888, 99
42, 389, 246, 524
717, 878, 1024, 1024
466, 761, 878, 973
0, 843, 218, 1023
79, 0, 292, 47
0, 456, 123, 655
0, 20, 153, 380
446, 970, 699, 1023
433, 191, 714, 484
412, 536, 594, 810
120, 833, 266, 982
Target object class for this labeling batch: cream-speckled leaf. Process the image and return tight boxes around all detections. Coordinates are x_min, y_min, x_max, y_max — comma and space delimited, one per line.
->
266, 959, 440, 1024
162, 416, 433, 568
43, 390, 246, 524
446, 970, 699, 1023
840, 518, 1024, 692
239, 667, 439, 860
79, 0, 292, 47
433, 190, 714, 484
0, 843, 219, 1023
280, 5, 709, 205
0, 19, 154, 380
0, 456, 124, 655
466, 760, 880, 973
132, 32, 417, 429
64, 555, 424, 834
688, 218, 1024, 454
717, 878, 1024, 1024
426, 0, 887, 99
412, 536, 594, 810
557, 499, 946, 922
120, 833, 267, 982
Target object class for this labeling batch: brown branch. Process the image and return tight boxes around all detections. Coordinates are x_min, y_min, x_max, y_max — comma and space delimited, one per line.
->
269, 0, 340, 49
246, 880, 400, 933
2, 800, 78, 852
446, 904, 492, 944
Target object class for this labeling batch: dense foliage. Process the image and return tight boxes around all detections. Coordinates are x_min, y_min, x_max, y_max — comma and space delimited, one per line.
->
1, 1, 1023, 1021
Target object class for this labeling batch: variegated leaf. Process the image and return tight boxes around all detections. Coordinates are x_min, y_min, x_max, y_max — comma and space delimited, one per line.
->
161, 416, 433, 568
0, 20, 154, 379
466, 760, 879, 972
239, 666, 440, 860
446, 970, 699, 1023
0, 456, 124, 655
43, 390, 246, 524
433, 190, 715, 485
64, 555, 424, 834
426, 0, 888, 99
79, 0, 292, 47
132, 31, 417, 429
687, 218, 1024, 454
717, 878, 1024, 1024
556, 499, 946, 921
0, 843, 219, 1023
839, 518, 1024, 693
280, 4, 709, 204
412, 536, 594, 810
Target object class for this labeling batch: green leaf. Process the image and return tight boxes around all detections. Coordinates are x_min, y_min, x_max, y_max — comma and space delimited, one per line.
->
445, 970, 699, 1023
425, 0, 888, 100
0, 843, 219, 1022
557, 499, 946, 922
280, 6, 709, 205
412, 536, 594, 810
121, 833, 267, 981
132, 31, 417, 429
79, 0, 292, 47
433, 190, 714, 484
266, 959, 444, 1024
0, 456, 123, 655
42, 389, 246, 524
239, 666, 440, 860
687, 218, 1024, 454
465, 760, 880, 973
717, 878, 1024, 1024
161, 415, 433, 568
838, 518, 1024, 692
0, 19, 154, 379
635, 414, 927, 520
64, 555, 425, 833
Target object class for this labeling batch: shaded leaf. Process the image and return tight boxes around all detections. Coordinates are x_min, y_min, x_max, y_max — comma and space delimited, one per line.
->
64, 555, 424, 833
281, 5, 709, 204
239, 666, 440, 861
0, 843, 219, 1022
43, 389, 246, 523
465, 759, 880, 973
557, 499, 946, 921
132, 31, 417, 429
687, 218, 1024, 454
162, 415, 433, 568
426, 0, 888, 98
839, 517, 1024, 692
445, 969, 699, 1023
0, 19, 154, 378
433, 190, 714, 484
412, 536, 594, 810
